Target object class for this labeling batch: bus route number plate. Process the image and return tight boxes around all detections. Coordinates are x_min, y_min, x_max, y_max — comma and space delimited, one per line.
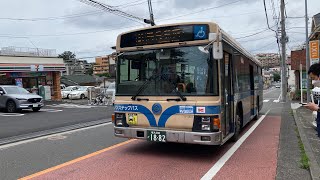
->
147, 130, 166, 142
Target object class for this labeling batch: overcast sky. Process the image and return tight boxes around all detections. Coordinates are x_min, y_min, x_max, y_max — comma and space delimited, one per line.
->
0, 0, 319, 62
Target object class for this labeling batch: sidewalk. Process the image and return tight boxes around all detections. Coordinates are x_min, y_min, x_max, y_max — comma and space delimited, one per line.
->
291, 101, 320, 180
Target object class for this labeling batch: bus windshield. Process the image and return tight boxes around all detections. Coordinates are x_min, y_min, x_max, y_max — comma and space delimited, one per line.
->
117, 46, 219, 96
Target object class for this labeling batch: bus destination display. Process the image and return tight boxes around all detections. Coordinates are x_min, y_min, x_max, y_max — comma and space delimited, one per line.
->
120, 25, 208, 48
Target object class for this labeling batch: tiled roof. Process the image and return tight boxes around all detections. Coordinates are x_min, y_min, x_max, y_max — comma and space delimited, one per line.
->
61, 75, 96, 85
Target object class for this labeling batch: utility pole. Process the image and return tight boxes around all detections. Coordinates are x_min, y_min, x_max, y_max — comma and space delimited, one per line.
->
280, 0, 287, 102
305, 0, 310, 102
145, 0, 155, 26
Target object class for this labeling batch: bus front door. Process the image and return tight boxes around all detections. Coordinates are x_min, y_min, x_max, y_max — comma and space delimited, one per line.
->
222, 52, 233, 136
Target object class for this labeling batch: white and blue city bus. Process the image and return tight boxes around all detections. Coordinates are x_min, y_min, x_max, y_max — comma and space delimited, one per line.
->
112, 22, 263, 145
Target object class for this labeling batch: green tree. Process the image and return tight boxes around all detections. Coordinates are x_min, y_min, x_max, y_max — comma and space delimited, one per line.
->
58, 51, 76, 60
273, 73, 281, 82
97, 73, 111, 77
86, 66, 94, 75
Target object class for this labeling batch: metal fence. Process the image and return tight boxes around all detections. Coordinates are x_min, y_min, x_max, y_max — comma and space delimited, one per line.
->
87, 87, 114, 106
62, 87, 114, 106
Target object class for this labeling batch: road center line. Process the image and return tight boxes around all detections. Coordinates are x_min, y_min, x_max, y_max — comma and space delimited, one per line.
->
201, 110, 270, 180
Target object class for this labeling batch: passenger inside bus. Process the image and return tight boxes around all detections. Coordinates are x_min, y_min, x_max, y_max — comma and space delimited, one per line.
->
186, 82, 196, 93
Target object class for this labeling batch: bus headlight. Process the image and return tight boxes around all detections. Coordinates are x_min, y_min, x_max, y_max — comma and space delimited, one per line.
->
201, 117, 211, 123
201, 124, 211, 131
116, 119, 123, 126
114, 113, 125, 127
193, 115, 219, 132
201, 116, 211, 131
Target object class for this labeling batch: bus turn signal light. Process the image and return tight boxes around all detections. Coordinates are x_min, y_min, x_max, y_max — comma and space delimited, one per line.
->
213, 118, 220, 129
112, 114, 115, 123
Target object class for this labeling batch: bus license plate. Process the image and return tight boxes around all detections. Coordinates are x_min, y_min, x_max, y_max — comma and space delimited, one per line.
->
147, 130, 166, 142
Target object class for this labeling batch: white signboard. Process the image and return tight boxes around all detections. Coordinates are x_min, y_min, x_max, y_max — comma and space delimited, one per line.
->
30, 65, 44, 71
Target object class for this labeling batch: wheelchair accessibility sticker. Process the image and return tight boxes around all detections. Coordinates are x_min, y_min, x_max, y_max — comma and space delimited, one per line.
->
194, 25, 207, 40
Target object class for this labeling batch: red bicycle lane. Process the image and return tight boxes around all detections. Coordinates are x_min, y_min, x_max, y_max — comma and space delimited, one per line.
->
20, 115, 281, 180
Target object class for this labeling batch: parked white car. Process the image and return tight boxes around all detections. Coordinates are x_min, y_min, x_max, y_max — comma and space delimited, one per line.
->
61, 86, 80, 99
68, 86, 94, 99
105, 82, 115, 95
106, 83, 115, 105
60, 84, 66, 90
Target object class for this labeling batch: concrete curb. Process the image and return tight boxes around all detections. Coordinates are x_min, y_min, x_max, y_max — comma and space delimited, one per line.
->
293, 109, 320, 180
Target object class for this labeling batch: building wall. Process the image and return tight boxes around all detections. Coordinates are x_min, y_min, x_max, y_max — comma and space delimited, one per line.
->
94, 55, 115, 75
0, 55, 64, 100
291, 49, 306, 71
52, 72, 62, 100
287, 65, 295, 87
255, 53, 280, 68
0, 56, 63, 64
94, 57, 109, 74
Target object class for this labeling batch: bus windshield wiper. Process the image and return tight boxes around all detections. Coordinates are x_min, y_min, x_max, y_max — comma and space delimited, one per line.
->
131, 72, 161, 101
162, 77, 187, 101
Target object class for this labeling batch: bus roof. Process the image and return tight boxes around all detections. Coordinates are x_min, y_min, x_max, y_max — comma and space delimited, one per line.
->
220, 29, 263, 67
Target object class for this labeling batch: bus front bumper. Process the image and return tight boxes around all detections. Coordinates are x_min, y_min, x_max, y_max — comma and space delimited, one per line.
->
114, 127, 222, 145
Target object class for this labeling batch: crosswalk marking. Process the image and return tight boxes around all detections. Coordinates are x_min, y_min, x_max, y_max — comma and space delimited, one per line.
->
263, 99, 281, 103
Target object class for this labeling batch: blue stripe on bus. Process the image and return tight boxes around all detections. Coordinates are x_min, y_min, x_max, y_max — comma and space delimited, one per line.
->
114, 104, 220, 127
158, 105, 220, 127
114, 104, 157, 127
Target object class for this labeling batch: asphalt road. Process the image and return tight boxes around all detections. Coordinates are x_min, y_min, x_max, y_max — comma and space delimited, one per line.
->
0, 87, 300, 180
0, 103, 114, 139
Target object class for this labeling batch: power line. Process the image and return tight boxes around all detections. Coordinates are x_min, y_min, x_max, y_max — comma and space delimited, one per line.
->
0, 24, 140, 37
235, 26, 275, 39
0, 0, 155, 22
250, 40, 277, 52
113, 0, 145, 7
77, 0, 146, 25
238, 33, 275, 43
158, 0, 243, 22
263, 0, 281, 57
0, 0, 246, 38
0, 11, 103, 21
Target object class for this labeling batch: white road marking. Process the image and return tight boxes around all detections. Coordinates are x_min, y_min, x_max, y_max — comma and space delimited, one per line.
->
0, 121, 112, 150
263, 100, 270, 102
46, 103, 109, 108
40, 109, 63, 112
201, 110, 270, 180
0, 113, 25, 116
273, 99, 280, 102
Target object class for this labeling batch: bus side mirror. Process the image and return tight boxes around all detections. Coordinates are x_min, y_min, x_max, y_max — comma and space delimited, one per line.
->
213, 42, 223, 59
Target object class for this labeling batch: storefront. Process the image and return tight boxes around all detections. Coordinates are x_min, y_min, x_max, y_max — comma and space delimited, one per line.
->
0, 55, 65, 100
